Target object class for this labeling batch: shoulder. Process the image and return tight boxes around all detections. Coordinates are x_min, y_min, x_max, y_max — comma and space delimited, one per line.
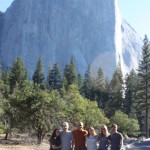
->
114, 132, 123, 139
72, 129, 77, 134
67, 130, 73, 135
117, 132, 123, 136
118, 132, 123, 138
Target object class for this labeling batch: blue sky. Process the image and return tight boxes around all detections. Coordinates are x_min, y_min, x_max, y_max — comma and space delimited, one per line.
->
118, 0, 150, 38
0, 0, 150, 39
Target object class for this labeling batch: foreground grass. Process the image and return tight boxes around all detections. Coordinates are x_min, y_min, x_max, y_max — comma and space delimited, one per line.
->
0, 143, 49, 150
0, 134, 50, 150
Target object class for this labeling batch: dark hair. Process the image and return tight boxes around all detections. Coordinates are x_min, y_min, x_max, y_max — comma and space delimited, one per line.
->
111, 124, 117, 128
50, 128, 60, 143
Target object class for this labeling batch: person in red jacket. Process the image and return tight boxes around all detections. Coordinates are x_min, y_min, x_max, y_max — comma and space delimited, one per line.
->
72, 122, 88, 150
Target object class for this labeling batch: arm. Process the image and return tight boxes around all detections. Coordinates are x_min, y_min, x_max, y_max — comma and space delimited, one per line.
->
108, 134, 111, 144
72, 131, 75, 150
119, 134, 123, 149
85, 136, 87, 147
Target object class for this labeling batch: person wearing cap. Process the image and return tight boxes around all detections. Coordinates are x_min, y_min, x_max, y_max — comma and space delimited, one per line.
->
108, 124, 123, 150
60, 122, 73, 150
72, 122, 88, 150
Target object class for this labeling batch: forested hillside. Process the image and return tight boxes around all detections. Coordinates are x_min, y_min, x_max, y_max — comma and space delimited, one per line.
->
0, 36, 150, 143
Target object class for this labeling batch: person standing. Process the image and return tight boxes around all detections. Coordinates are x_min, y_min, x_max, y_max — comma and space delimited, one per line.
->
108, 124, 123, 150
60, 122, 73, 150
49, 128, 61, 150
98, 125, 110, 150
86, 127, 98, 150
72, 122, 88, 150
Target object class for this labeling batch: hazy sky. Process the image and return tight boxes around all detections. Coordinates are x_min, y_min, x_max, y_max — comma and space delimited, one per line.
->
0, 0, 150, 39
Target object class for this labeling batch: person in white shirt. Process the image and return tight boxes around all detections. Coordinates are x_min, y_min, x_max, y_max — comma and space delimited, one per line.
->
86, 127, 98, 150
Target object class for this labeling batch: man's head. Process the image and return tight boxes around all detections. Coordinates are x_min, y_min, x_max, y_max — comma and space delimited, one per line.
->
63, 122, 69, 131
77, 122, 84, 131
111, 124, 118, 133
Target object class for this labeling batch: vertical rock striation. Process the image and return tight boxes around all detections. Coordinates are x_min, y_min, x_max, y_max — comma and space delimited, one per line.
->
0, 0, 142, 78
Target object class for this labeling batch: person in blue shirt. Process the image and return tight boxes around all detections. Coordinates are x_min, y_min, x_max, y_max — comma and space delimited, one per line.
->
99, 125, 110, 150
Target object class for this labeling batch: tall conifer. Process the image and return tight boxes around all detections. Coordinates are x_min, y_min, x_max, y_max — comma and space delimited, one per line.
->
136, 35, 150, 138
9, 57, 26, 92
32, 57, 45, 85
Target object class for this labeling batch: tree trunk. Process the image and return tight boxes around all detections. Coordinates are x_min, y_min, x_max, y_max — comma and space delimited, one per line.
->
146, 106, 149, 138
37, 130, 43, 144
4, 132, 9, 140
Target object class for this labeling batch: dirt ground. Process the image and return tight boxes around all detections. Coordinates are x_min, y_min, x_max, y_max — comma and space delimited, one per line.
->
0, 135, 50, 150
0, 143, 49, 150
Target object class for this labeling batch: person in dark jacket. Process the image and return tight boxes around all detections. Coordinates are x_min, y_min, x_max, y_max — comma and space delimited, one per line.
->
49, 128, 61, 150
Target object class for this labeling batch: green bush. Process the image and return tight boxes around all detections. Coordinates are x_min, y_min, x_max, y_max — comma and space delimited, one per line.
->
110, 110, 140, 136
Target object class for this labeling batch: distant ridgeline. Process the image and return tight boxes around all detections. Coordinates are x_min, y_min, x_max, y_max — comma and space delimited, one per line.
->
0, 0, 142, 79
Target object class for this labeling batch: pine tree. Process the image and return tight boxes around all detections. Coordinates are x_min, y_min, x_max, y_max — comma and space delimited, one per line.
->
46, 65, 52, 88
136, 35, 150, 138
63, 57, 77, 86
82, 65, 94, 100
94, 67, 107, 108
124, 70, 138, 117
96, 67, 106, 91
77, 73, 83, 91
48, 64, 62, 90
105, 63, 124, 116
32, 57, 45, 85
9, 57, 26, 93
69, 56, 77, 84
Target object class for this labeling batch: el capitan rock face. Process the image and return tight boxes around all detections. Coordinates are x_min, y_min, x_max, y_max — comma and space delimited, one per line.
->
0, 0, 142, 78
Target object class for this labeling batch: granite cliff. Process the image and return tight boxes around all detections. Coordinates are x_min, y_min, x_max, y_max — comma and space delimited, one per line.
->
0, 0, 142, 78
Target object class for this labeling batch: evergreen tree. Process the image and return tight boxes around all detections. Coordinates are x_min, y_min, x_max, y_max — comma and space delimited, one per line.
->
96, 67, 106, 91
124, 70, 138, 117
69, 56, 77, 84
46, 65, 52, 89
77, 73, 83, 91
2, 70, 10, 98
136, 35, 150, 138
94, 67, 107, 108
63, 57, 77, 87
105, 63, 124, 116
82, 65, 94, 100
48, 64, 62, 90
9, 57, 26, 93
32, 57, 45, 85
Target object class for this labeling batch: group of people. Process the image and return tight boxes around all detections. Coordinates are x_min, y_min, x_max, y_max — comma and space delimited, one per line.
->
49, 122, 123, 150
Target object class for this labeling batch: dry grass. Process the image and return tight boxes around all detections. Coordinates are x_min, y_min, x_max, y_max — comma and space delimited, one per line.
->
0, 143, 49, 150
0, 134, 50, 150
